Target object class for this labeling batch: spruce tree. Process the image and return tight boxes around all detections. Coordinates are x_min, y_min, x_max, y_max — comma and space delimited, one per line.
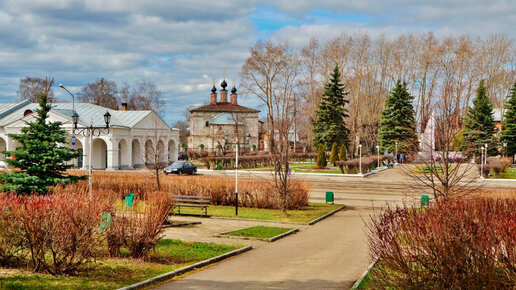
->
312, 65, 350, 149
501, 83, 516, 158
316, 144, 327, 168
339, 144, 347, 161
0, 85, 81, 194
329, 142, 338, 166
379, 80, 418, 154
462, 80, 498, 157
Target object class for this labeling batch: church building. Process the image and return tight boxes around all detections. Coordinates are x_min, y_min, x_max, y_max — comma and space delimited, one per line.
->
189, 80, 260, 153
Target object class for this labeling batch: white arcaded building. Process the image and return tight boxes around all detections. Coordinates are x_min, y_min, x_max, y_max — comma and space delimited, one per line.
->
0, 100, 179, 170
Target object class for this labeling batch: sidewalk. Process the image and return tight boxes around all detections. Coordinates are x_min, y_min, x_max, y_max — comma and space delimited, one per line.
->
156, 208, 372, 289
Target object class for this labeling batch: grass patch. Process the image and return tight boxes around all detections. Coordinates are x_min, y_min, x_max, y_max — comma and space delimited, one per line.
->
489, 167, 516, 179
223, 226, 294, 239
176, 203, 343, 223
0, 239, 241, 289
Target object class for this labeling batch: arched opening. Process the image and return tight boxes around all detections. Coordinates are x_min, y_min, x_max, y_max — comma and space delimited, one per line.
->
145, 140, 153, 165
92, 138, 107, 169
168, 139, 177, 164
132, 139, 141, 168
118, 139, 129, 169
0, 137, 6, 161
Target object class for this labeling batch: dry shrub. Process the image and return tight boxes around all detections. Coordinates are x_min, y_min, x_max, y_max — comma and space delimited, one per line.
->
487, 157, 503, 178
16, 194, 108, 275
501, 157, 512, 172
336, 156, 377, 174
110, 192, 174, 259
70, 171, 309, 210
0, 195, 27, 267
368, 197, 516, 289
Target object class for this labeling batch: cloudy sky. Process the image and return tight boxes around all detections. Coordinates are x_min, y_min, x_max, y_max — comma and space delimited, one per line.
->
0, 0, 514, 124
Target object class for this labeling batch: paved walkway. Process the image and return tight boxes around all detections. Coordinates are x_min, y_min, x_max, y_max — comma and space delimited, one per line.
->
156, 208, 371, 289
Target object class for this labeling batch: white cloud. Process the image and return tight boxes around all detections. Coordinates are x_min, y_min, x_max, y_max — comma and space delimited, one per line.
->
0, 0, 513, 124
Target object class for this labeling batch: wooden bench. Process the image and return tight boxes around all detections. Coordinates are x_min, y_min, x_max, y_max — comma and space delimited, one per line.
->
173, 195, 211, 217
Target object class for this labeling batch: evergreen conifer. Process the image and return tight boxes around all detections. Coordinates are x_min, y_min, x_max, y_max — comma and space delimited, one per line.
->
462, 80, 498, 157
339, 144, 347, 161
501, 83, 516, 158
329, 142, 338, 166
313, 65, 350, 149
0, 82, 81, 194
379, 80, 418, 154
316, 144, 327, 168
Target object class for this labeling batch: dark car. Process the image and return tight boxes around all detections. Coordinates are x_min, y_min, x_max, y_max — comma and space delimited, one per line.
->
178, 151, 188, 160
164, 161, 197, 175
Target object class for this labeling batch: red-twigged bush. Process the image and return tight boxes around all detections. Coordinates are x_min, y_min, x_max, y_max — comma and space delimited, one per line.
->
367, 197, 516, 288
501, 157, 512, 172
16, 194, 109, 275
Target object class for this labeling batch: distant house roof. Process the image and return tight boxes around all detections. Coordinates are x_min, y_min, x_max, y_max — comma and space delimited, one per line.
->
190, 102, 259, 113
209, 113, 245, 125
0, 101, 162, 129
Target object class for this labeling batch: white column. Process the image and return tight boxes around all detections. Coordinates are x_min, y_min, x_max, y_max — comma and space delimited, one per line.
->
126, 141, 134, 170
80, 137, 89, 170
106, 148, 119, 171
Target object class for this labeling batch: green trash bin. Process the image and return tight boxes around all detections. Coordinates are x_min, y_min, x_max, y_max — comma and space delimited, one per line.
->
125, 193, 135, 207
217, 164, 222, 170
326, 191, 334, 204
421, 194, 430, 206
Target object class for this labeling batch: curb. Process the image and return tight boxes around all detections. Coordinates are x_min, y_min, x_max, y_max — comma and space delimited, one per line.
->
268, 228, 299, 242
117, 245, 253, 290
351, 257, 378, 289
307, 205, 345, 225
478, 178, 516, 182
210, 216, 306, 225
214, 228, 299, 242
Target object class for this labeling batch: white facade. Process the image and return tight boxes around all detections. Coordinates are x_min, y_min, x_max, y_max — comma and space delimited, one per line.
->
0, 100, 179, 170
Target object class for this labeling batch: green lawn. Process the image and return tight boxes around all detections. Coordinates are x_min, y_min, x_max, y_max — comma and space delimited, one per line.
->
244, 162, 343, 174
222, 226, 294, 239
176, 203, 344, 223
490, 167, 516, 179
0, 239, 241, 289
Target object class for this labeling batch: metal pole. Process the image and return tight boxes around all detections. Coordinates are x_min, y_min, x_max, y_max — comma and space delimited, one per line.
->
359, 144, 362, 174
480, 147, 484, 178
376, 145, 380, 168
235, 139, 239, 216
395, 142, 398, 164
88, 128, 93, 200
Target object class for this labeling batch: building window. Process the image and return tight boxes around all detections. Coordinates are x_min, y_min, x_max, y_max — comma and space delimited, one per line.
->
205, 121, 209, 127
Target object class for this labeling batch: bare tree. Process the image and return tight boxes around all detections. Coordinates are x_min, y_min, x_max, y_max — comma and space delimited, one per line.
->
407, 100, 477, 201
18, 77, 55, 102
79, 78, 119, 109
141, 116, 169, 190
240, 41, 290, 153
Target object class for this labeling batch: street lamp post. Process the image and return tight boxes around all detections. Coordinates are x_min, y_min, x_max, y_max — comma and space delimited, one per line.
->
480, 147, 484, 178
376, 145, 380, 168
484, 143, 488, 165
395, 141, 398, 165
359, 144, 362, 174
235, 135, 239, 216
71, 111, 111, 199
503, 140, 507, 157
59, 84, 75, 113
